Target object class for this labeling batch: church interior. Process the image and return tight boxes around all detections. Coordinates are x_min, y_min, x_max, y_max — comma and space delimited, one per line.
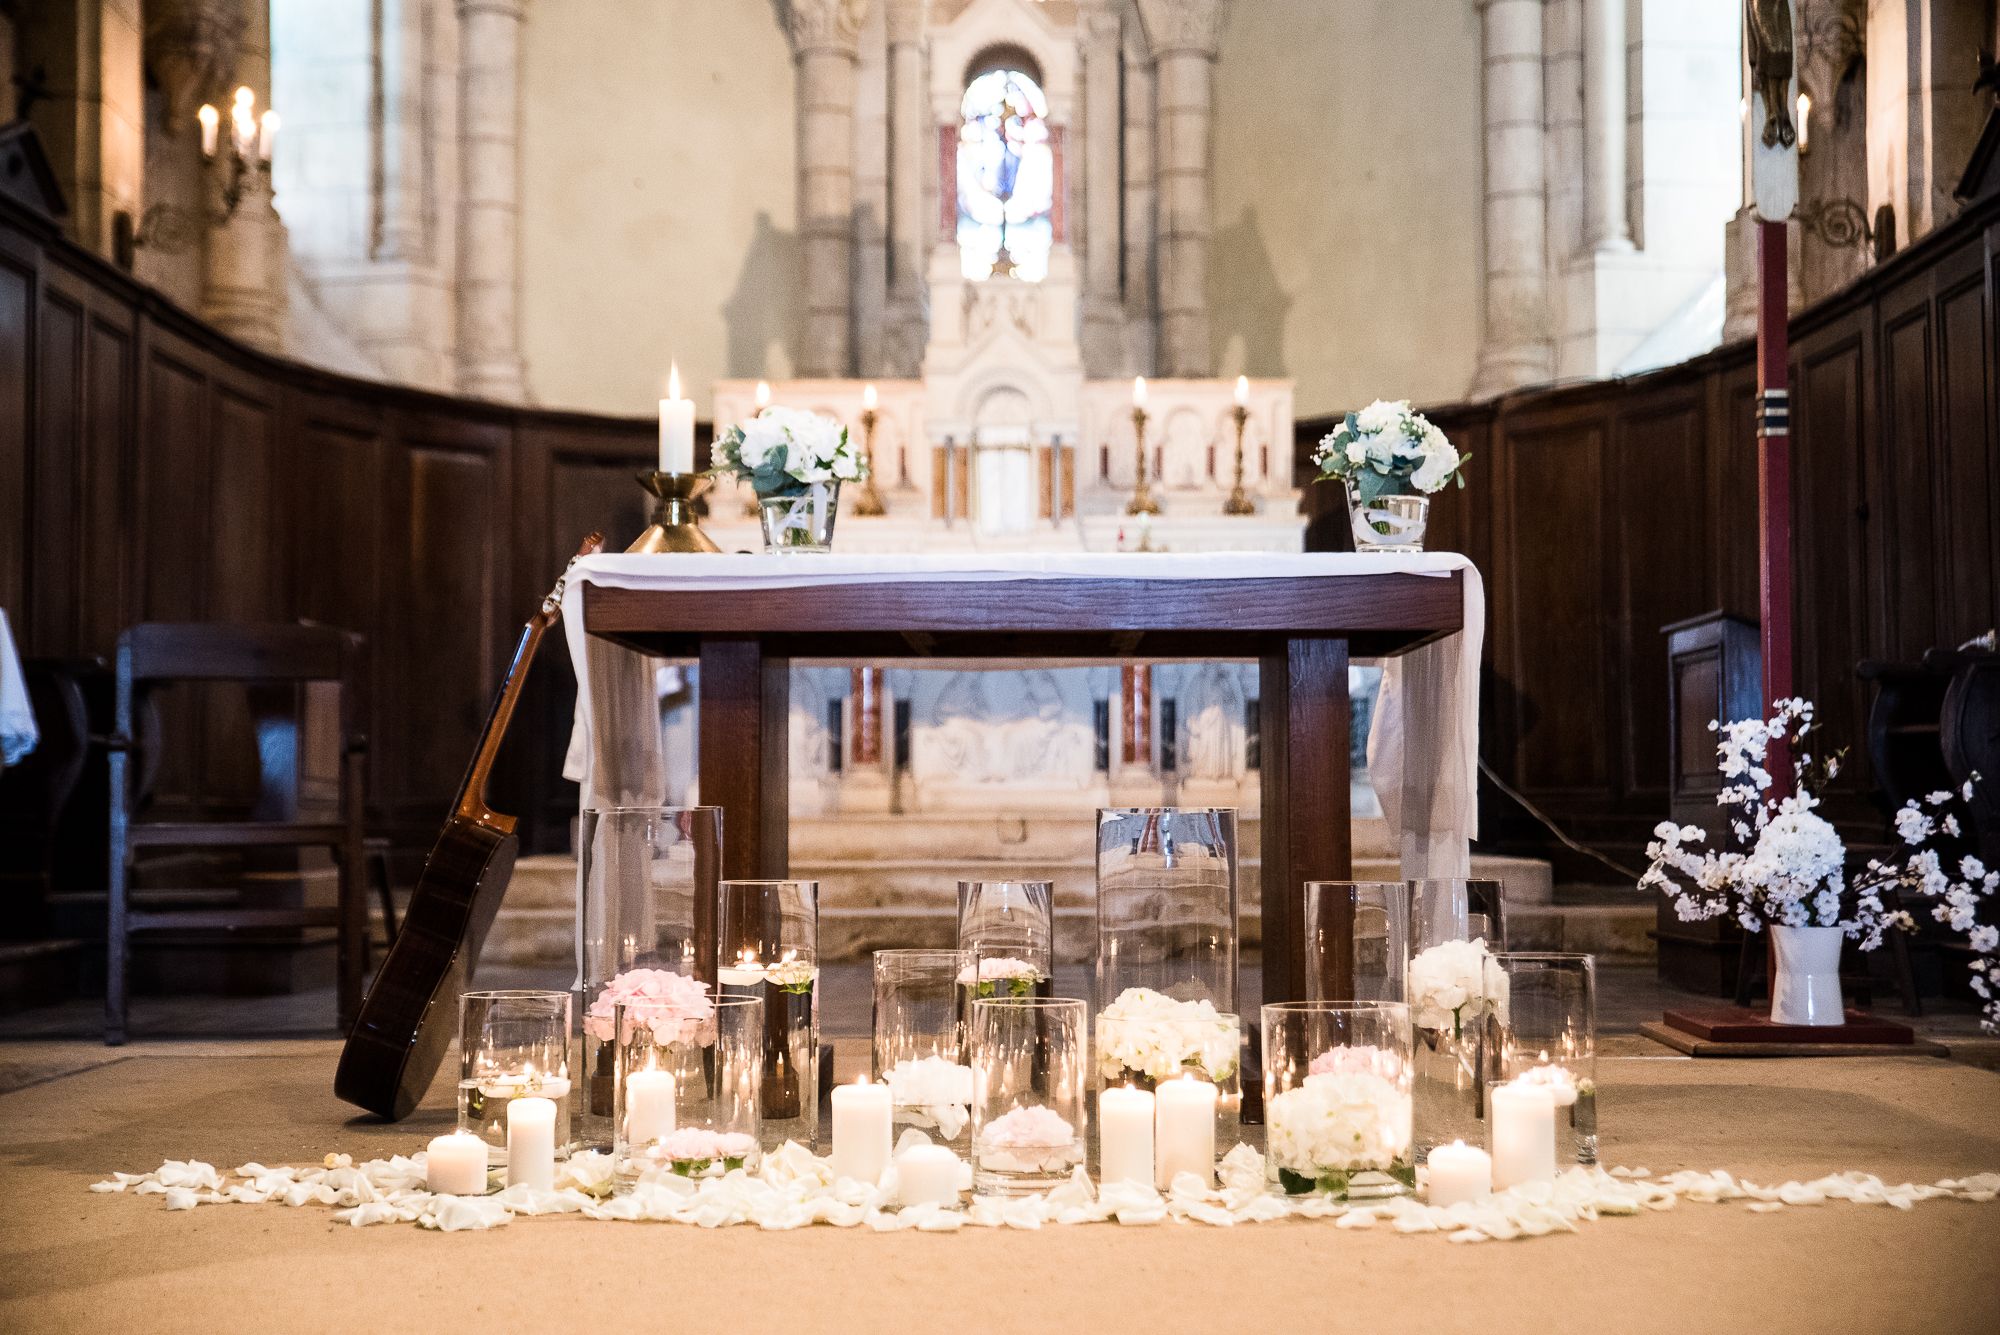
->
1, 1, 1998, 1329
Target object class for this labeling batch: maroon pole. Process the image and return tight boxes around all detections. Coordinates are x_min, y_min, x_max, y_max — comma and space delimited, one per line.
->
1756, 217, 1794, 783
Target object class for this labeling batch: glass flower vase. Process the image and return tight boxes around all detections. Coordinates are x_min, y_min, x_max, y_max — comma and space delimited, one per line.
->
611, 991, 762, 1192
757, 481, 840, 552
574, 806, 721, 1150
717, 879, 820, 1152
1408, 879, 1505, 1162
956, 880, 1055, 1030
1487, 952, 1597, 1166
1261, 1000, 1415, 1199
458, 989, 574, 1163
873, 948, 974, 1153
1344, 481, 1429, 552
1093, 807, 1238, 1012
1304, 880, 1411, 1003
970, 997, 1087, 1197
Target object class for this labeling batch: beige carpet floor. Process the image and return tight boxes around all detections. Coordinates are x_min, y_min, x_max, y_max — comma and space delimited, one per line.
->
2, 1042, 1997, 1334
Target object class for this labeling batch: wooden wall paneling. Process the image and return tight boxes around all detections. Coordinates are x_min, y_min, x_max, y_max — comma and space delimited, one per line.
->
1877, 291, 1939, 659
1932, 258, 1996, 641
80, 311, 137, 654
0, 237, 34, 625
27, 281, 81, 651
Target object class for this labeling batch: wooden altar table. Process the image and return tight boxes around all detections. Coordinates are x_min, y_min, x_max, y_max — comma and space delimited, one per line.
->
566, 553, 1476, 1004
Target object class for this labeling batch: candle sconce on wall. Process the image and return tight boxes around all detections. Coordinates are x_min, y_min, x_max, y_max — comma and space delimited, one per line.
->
198, 85, 277, 218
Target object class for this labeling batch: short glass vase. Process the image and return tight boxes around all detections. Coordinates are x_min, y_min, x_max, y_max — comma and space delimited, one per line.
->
757, 481, 840, 552
717, 879, 820, 1152
457, 989, 574, 1164
873, 948, 974, 1152
611, 991, 763, 1192
970, 997, 1088, 1197
1345, 482, 1429, 552
1261, 1000, 1415, 1200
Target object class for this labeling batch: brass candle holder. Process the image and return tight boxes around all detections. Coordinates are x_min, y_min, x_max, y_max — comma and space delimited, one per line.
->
853, 405, 887, 516
1224, 401, 1256, 515
627, 471, 722, 554
1126, 406, 1161, 516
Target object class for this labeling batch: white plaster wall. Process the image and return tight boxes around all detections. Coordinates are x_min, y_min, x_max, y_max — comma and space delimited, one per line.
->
518, 0, 798, 413
1209, 0, 1483, 418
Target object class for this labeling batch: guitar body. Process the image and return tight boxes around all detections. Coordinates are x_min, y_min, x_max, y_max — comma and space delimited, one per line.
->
334, 818, 518, 1120
333, 535, 599, 1121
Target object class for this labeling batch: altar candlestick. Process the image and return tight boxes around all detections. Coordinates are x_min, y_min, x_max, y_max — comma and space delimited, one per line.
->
658, 363, 695, 474
1098, 1085, 1155, 1187
1153, 1075, 1216, 1188
425, 1131, 489, 1195
506, 1096, 557, 1191
625, 1067, 677, 1144
830, 1078, 893, 1184
1489, 1079, 1557, 1189
1425, 1139, 1492, 1207
896, 1143, 963, 1207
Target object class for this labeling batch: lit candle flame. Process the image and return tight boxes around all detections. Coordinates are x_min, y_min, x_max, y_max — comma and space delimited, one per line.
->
667, 361, 682, 401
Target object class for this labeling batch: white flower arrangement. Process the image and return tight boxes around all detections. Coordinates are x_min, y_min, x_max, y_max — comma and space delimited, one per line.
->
712, 405, 866, 498
644, 1129, 759, 1178
883, 1057, 975, 1141
1093, 987, 1240, 1086
956, 956, 1045, 998
1406, 938, 1505, 1037
1640, 701, 1993, 982
1312, 399, 1469, 502
1266, 1071, 1414, 1194
974, 1105, 1079, 1174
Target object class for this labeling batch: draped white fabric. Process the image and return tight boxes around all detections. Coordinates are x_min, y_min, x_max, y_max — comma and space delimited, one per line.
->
0, 609, 37, 769
560, 552, 1484, 877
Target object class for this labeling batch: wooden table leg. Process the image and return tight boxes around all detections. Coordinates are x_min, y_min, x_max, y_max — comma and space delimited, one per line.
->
698, 637, 791, 974
1259, 636, 1352, 1006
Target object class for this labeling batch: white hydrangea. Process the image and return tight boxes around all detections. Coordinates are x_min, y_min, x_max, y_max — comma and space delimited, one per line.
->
1266, 1071, 1412, 1181
1406, 938, 1504, 1034
1094, 988, 1241, 1085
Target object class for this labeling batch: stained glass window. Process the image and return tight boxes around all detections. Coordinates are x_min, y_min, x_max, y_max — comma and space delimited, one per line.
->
956, 68, 1054, 283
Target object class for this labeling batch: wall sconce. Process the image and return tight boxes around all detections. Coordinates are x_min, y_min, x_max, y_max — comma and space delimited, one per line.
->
198, 85, 278, 215
1795, 91, 1812, 156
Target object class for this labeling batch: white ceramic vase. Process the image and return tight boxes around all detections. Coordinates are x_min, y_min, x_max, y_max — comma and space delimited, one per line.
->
1769, 925, 1845, 1026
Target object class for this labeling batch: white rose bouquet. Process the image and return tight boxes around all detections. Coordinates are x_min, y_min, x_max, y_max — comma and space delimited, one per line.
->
1093, 987, 1240, 1086
711, 405, 866, 498
1406, 938, 1504, 1038
1312, 399, 1468, 502
1640, 699, 1992, 972
1266, 1071, 1414, 1195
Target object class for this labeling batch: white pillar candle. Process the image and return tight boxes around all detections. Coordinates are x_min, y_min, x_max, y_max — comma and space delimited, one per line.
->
895, 1143, 962, 1207
658, 362, 695, 474
830, 1079, 894, 1184
257, 110, 278, 163
625, 1068, 676, 1145
506, 1096, 557, 1191
425, 1131, 489, 1196
1489, 1080, 1557, 1190
1153, 1075, 1217, 1189
197, 103, 220, 158
1425, 1139, 1493, 1207
1098, 1085, 1156, 1187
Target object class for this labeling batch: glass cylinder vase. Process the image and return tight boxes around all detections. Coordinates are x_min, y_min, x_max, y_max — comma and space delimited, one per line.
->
957, 880, 1055, 1025
1408, 879, 1505, 1162
1344, 482, 1429, 553
970, 997, 1087, 1196
717, 879, 819, 1151
1486, 952, 1597, 1166
611, 991, 762, 1192
458, 989, 573, 1163
1304, 880, 1411, 1003
1093, 808, 1238, 1013
757, 481, 840, 552
1261, 1000, 1414, 1199
873, 948, 974, 1152
574, 806, 722, 1149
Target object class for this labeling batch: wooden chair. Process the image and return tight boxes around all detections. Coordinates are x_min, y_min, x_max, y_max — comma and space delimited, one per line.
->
106, 624, 369, 1044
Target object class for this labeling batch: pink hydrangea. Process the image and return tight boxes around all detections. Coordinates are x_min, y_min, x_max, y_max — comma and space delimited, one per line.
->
585, 968, 715, 1045
1308, 1044, 1406, 1082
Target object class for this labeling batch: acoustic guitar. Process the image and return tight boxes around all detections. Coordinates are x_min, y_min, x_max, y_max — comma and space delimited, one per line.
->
335, 535, 602, 1120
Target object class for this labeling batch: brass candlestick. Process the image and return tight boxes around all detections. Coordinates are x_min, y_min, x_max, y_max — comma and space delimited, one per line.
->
627, 471, 722, 553
1223, 402, 1256, 515
1126, 406, 1161, 516
853, 406, 887, 516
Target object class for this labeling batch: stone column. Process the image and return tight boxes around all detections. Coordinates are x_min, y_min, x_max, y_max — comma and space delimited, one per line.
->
1136, 0, 1222, 378
882, 0, 926, 376
1470, 0, 1554, 397
20, 0, 146, 259
1079, 1, 1125, 375
1121, 36, 1157, 374
1120, 665, 1153, 768
788, 0, 867, 379
456, 0, 527, 400
1581, 0, 1632, 251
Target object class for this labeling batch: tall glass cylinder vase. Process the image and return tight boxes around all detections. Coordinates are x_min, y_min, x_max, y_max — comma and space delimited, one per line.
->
1261, 1000, 1414, 1199
873, 948, 974, 1152
1407, 879, 1504, 1162
1304, 881, 1411, 1003
956, 881, 1054, 1024
970, 997, 1087, 1196
717, 879, 819, 1151
1093, 808, 1238, 1011
458, 989, 573, 1163
573, 806, 722, 1149
611, 991, 762, 1192
1486, 953, 1597, 1166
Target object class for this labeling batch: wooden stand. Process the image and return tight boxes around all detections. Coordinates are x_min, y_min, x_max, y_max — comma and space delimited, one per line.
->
1641, 1006, 1943, 1058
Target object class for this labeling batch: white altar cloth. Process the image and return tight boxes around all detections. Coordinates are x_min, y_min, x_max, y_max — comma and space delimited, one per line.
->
561, 551, 1484, 876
